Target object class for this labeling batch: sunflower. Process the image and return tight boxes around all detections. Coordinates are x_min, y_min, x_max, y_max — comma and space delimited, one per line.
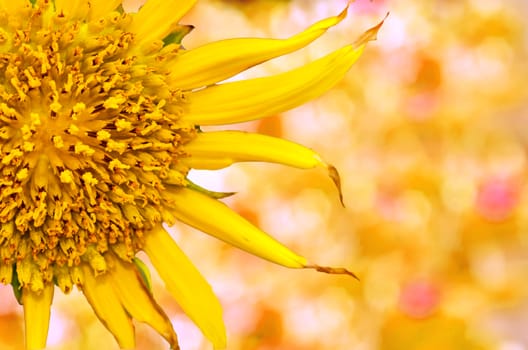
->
0, 0, 383, 349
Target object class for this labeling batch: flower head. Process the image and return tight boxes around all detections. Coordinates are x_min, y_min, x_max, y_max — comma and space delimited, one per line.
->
0, 0, 383, 348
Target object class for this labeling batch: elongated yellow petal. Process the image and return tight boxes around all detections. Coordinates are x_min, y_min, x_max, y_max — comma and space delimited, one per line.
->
168, 187, 308, 268
89, 0, 122, 19
143, 225, 226, 349
81, 264, 136, 349
108, 254, 179, 349
22, 284, 54, 350
167, 7, 348, 90
182, 16, 386, 125
183, 45, 364, 125
182, 133, 346, 205
182, 130, 324, 170
129, 0, 196, 48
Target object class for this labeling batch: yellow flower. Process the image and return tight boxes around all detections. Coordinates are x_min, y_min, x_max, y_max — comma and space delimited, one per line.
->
0, 0, 383, 349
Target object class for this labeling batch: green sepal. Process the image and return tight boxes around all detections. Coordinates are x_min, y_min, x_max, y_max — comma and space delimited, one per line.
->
133, 257, 153, 293
11, 265, 22, 305
186, 179, 236, 199
163, 24, 195, 46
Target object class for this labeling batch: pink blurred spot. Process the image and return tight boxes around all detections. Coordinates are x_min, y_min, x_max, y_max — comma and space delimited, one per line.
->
352, 0, 385, 13
399, 280, 440, 319
406, 92, 438, 121
376, 192, 404, 222
476, 178, 519, 221
350, 0, 387, 15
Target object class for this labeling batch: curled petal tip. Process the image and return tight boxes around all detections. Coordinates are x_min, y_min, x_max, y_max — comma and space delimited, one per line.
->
307, 264, 360, 281
338, 4, 350, 20
327, 164, 345, 207
353, 12, 389, 47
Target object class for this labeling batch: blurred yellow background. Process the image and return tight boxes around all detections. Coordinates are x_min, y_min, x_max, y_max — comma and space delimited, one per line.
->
2, 0, 528, 349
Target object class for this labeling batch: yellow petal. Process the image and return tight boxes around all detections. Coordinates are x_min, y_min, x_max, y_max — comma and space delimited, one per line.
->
182, 130, 324, 170
168, 187, 308, 268
129, 0, 196, 48
108, 254, 179, 349
182, 131, 346, 206
89, 0, 122, 20
22, 284, 54, 350
167, 7, 348, 90
143, 225, 226, 348
182, 16, 386, 126
183, 45, 364, 125
80, 264, 136, 349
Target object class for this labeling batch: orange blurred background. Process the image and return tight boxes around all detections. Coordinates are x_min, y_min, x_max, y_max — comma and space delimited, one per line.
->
2, 0, 528, 349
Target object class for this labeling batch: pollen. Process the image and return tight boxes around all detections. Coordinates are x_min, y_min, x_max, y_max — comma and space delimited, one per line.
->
0, 0, 191, 294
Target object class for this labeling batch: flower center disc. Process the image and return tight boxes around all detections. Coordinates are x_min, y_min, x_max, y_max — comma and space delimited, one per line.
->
0, 1, 193, 292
